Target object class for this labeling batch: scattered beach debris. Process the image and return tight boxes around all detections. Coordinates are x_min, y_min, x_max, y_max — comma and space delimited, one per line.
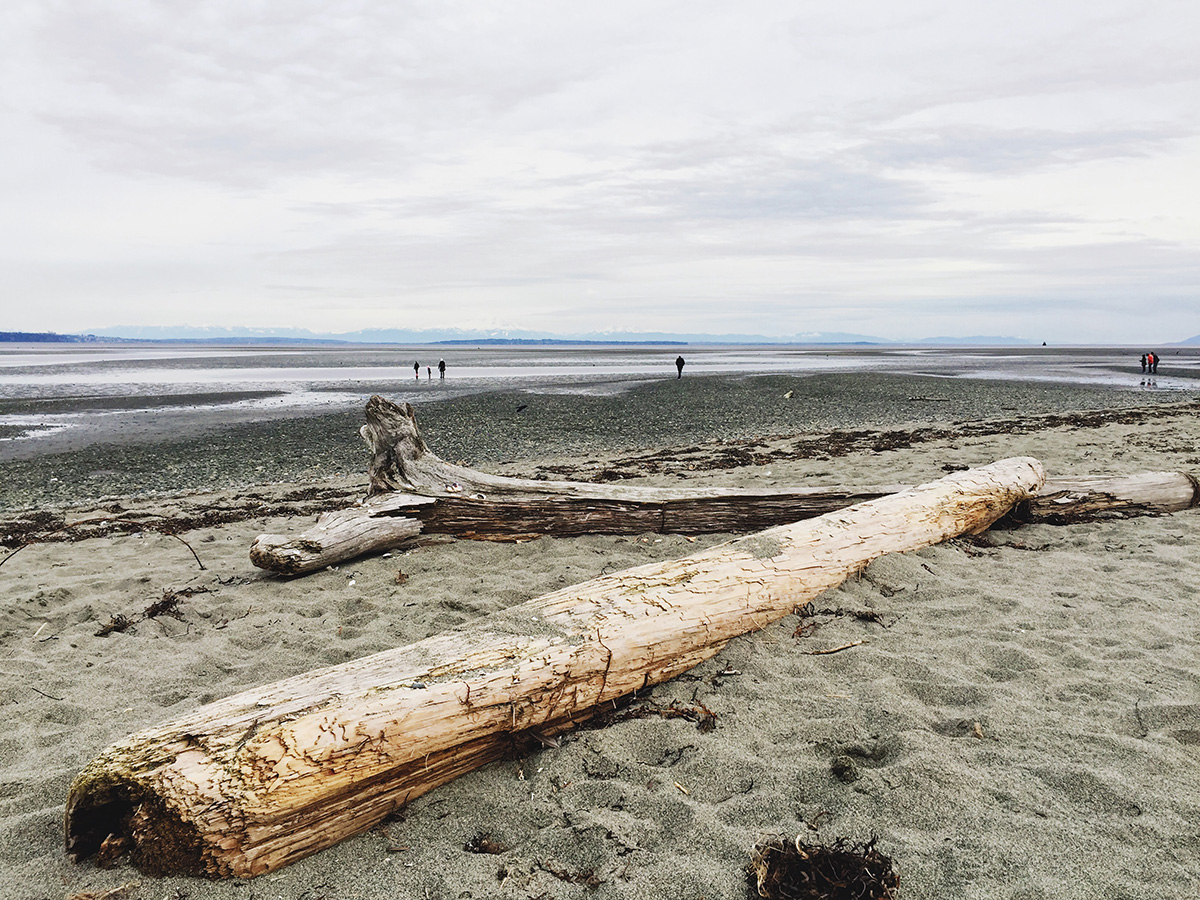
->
541, 401, 1200, 480
0, 486, 359, 559
536, 858, 603, 888
793, 604, 898, 640
143, 587, 206, 620
748, 835, 899, 900
598, 697, 719, 733
94, 615, 135, 637
805, 639, 868, 656
464, 832, 508, 854
94, 587, 210, 637
64, 881, 141, 900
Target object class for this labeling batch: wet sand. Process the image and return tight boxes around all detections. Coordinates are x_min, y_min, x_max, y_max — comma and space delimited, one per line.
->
1, 373, 1198, 898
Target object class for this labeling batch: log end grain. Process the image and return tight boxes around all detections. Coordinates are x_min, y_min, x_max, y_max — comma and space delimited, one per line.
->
66, 766, 209, 877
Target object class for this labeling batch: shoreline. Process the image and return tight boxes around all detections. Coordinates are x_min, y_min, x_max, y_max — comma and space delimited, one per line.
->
2, 371, 1197, 514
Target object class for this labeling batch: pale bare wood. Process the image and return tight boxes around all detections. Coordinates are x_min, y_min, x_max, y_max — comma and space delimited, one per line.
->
250, 503, 429, 575
68, 457, 1045, 878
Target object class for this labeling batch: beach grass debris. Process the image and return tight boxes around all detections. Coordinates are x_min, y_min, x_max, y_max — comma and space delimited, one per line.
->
793, 604, 892, 644
143, 586, 209, 619
749, 835, 898, 900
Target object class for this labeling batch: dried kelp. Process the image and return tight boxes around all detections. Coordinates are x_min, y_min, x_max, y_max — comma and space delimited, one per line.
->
748, 835, 898, 900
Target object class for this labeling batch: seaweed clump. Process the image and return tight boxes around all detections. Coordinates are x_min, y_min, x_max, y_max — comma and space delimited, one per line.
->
748, 835, 898, 899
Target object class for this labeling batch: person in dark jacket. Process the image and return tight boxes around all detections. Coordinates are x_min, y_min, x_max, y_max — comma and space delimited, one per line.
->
675, 355, 685, 378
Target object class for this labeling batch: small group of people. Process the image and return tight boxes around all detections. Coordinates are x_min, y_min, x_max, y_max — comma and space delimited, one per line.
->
413, 359, 446, 380
1139, 352, 1160, 374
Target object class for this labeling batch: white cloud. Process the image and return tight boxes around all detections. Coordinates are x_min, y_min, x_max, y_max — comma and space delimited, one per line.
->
1, 0, 1198, 342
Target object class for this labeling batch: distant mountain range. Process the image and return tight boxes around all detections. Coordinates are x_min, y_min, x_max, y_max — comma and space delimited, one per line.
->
80, 325, 896, 344
8, 326, 1198, 345
2, 326, 1052, 346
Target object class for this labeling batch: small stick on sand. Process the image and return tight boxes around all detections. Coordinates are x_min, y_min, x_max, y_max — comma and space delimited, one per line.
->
804, 640, 868, 656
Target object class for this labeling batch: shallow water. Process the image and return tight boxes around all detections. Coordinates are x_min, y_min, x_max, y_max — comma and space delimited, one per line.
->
1, 343, 1196, 459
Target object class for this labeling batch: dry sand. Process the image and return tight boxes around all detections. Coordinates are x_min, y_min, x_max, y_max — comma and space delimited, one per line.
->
2, 374, 1199, 899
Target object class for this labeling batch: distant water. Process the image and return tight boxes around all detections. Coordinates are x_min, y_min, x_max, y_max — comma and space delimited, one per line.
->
1, 343, 1196, 458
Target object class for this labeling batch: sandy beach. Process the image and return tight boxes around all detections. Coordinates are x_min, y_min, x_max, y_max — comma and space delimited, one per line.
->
2, 371, 1199, 899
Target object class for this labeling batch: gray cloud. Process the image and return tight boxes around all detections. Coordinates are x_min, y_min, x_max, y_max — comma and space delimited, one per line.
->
2, 0, 1198, 342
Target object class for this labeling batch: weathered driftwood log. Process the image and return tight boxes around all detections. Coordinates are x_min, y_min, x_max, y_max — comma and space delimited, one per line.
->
69, 457, 1045, 878
250, 395, 909, 574
249, 485, 909, 574
249, 397, 1200, 575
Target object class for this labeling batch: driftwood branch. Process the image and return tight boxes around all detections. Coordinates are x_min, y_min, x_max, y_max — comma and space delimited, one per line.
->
68, 457, 1045, 878
250, 505, 425, 575
249, 397, 1199, 575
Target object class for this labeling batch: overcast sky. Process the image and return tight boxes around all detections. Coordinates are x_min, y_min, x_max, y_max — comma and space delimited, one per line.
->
2, 1, 1198, 343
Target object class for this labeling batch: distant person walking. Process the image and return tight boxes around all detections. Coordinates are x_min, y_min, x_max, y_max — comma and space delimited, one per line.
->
413, 361, 420, 380
438, 358, 446, 379
675, 355, 685, 379
1140, 353, 1147, 373
1150, 352, 1159, 374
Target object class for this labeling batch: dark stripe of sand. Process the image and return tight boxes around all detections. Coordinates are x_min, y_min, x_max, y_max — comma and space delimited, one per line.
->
1, 372, 1195, 512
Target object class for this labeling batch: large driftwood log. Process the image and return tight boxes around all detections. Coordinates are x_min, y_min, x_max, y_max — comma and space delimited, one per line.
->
249, 397, 1200, 575
69, 457, 1045, 878
250, 486, 907, 574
